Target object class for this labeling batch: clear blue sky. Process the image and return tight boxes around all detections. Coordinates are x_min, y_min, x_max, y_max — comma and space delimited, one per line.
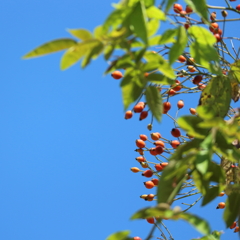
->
1, 0, 239, 239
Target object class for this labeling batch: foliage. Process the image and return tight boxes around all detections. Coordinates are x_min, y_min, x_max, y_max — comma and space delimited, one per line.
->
23, 0, 240, 239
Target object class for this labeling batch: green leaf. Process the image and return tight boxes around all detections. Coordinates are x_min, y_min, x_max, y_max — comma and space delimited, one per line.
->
195, 134, 213, 175
157, 160, 187, 204
145, 86, 162, 122
22, 39, 77, 59
169, 26, 188, 65
192, 169, 209, 195
143, 0, 155, 8
60, 39, 100, 70
198, 76, 231, 118
146, 6, 166, 20
177, 116, 208, 139
224, 191, 240, 228
202, 186, 223, 206
104, 45, 115, 60
208, 161, 226, 184
228, 70, 240, 102
67, 29, 93, 41
149, 35, 161, 46
146, 73, 174, 85
147, 19, 160, 37
81, 41, 104, 68
158, 28, 177, 45
128, 0, 148, 44
106, 230, 131, 240
165, 0, 176, 13
184, 0, 209, 23
190, 41, 221, 74
121, 73, 146, 110
230, 60, 240, 83
180, 213, 211, 235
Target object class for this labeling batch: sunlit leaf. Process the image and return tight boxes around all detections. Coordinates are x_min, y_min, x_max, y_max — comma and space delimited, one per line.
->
146, 73, 174, 85
180, 213, 211, 235
224, 191, 240, 228
60, 39, 100, 70
228, 71, 240, 102
147, 19, 160, 37
202, 186, 224, 206
184, 0, 209, 22
198, 76, 231, 118
165, 0, 176, 13
128, 0, 148, 44
67, 29, 93, 41
169, 26, 188, 65
145, 86, 162, 122
106, 230, 131, 240
22, 39, 77, 59
104, 44, 115, 60
146, 6, 166, 20
158, 28, 177, 45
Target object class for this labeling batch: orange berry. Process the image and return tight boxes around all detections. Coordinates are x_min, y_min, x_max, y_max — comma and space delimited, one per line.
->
133, 237, 142, 240
146, 217, 155, 224
210, 12, 216, 21
230, 222, 237, 229
142, 169, 154, 178
177, 100, 184, 109
189, 108, 197, 115
192, 75, 202, 85
151, 178, 159, 186
187, 65, 196, 72
133, 103, 145, 113
172, 80, 182, 91
149, 147, 158, 156
136, 139, 146, 148
111, 70, 123, 79
236, 5, 240, 11
151, 132, 161, 140
161, 162, 168, 168
186, 57, 195, 65
219, 192, 225, 197
216, 202, 225, 209
131, 167, 141, 173
136, 156, 146, 162
144, 181, 155, 189
171, 140, 180, 149
214, 33, 222, 43
185, 5, 193, 14
168, 89, 176, 96
125, 110, 133, 119
140, 194, 148, 199
209, 22, 219, 32
139, 111, 148, 121
179, 10, 186, 17
140, 134, 148, 141
154, 140, 165, 148
141, 162, 149, 168
155, 164, 163, 171
178, 55, 186, 63
135, 148, 144, 155
144, 72, 149, 78
146, 194, 155, 201
163, 102, 171, 112
173, 3, 183, 13
234, 226, 240, 233
171, 128, 181, 138
155, 145, 164, 154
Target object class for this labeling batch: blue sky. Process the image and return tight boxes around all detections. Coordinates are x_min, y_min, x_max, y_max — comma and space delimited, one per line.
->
1, 0, 240, 239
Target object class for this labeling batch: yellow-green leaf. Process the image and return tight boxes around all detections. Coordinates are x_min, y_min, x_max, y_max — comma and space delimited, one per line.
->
22, 38, 77, 59
67, 29, 93, 41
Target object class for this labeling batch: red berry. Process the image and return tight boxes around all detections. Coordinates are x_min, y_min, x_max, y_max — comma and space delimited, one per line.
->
125, 110, 133, 119
133, 237, 142, 240
155, 164, 163, 171
198, 83, 206, 90
214, 33, 222, 43
234, 226, 240, 233
111, 70, 123, 79
173, 3, 183, 13
230, 222, 237, 229
136, 139, 146, 148
236, 5, 240, 11
184, 23, 190, 29
133, 102, 145, 113
192, 75, 203, 85
209, 22, 219, 32
163, 102, 171, 112
146, 217, 155, 224
161, 162, 168, 169
172, 80, 182, 91
139, 111, 148, 120
142, 170, 154, 178
151, 178, 159, 186
185, 5, 193, 14
168, 89, 176, 96
149, 147, 158, 156
171, 128, 181, 138
210, 12, 216, 21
